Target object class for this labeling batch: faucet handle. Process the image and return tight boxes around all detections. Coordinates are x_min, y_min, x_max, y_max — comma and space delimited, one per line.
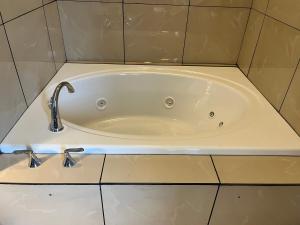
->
13, 150, 41, 168
63, 148, 84, 168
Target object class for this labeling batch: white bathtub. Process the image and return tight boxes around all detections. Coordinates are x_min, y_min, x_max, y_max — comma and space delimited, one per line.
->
2, 64, 300, 155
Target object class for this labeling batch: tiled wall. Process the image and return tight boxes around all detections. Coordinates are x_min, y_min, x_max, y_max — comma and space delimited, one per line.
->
0, 0, 66, 142
238, 0, 300, 136
57, 0, 251, 65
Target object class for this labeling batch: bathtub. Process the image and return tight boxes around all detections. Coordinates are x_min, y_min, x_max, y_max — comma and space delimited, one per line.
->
2, 64, 300, 155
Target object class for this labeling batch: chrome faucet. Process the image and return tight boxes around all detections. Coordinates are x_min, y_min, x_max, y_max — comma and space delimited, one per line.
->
49, 81, 75, 132
13, 150, 41, 168
63, 148, 84, 168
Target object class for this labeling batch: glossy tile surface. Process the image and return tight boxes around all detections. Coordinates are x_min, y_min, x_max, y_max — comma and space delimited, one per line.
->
0, 154, 104, 183
190, 0, 251, 7
0, 185, 104, 225
102, 155, 219, 183
0, 0, 42, 22
0, 26, 27, 142
184, 7, 249, 64
125, 0, 188, 5
213, 156, 300, 184
267, 0, 300, 30
102, 185, 218, 225
252, 0, 269, 13
248, 17, 300, 109
124, 4, 188, 64
44, 2, 66, 70
58, 1, 123, 62
281, 64, 300, 135
238, 10, 265, 75
210, 186, 300, 225
5, 8, 56, 105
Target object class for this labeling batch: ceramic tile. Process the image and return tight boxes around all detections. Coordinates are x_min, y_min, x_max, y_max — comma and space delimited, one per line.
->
44, 2, 66, 70
5, 8, 56, 105
125, 0, 189, 5
0, 185, 104, 225
267, 0, 300, 30
213, 156, 300, 184
124, 4, 188, 64
281, 64, 300, 136
190, 0, 252, 7
102, 185, 218, 225
238, 10, 265, 75
184, 7, 249, 64
210, 186, 300, 225
0, 154, 104, 183
252, 0, 269, 13
0, 26, 27, 142
248, 17, 300, 110
0, 0, 42, 22
58, 1, 123, 62
101, 155, 219, 184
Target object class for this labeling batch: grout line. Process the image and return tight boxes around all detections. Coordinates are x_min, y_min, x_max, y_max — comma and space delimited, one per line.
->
99, 186, 107, 225
122, 2, 126, 64
56, 0, 68, 63
236, 7, 251, 66
279, 58, 300, 111
246, 1, 270, 77
1, 14, 28, 107
2, 1, 57, 25
238, 60, 300, 137
99, 154, 107, 183
251, 8, 300, 32
181, 1, 190, 64
57, 1, 251, 8
42, 3, 58, 72
210, 156, 221, 183
206, 185, 220, 225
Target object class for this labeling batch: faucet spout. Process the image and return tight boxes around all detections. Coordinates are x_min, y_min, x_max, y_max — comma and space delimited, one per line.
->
49, 81, 75, 132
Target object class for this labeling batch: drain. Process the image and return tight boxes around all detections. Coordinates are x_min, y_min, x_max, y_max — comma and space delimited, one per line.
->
209, 111, 215, 118
96, 98, 107, 110
164, 97, 175, 109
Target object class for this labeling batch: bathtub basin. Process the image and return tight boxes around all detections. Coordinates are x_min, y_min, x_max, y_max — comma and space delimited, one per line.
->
53, 71, 254, 139
2, 64, 300, 155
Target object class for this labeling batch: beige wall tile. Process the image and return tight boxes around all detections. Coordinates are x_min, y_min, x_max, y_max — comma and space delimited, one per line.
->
0, 0, 42, 22
238, 10, 265, 75
44, 2, 66, 70
210, 186, 300, 225
0, 154, 104, 184
0, 26, 27, 142
184, 7, 249, 64
101, 155, 219, 184
102, 185, 218, 225
213, 156, 300, 184
248, 17, 300, 110
281, 64, 300, 135
5, 8, 56, 105
190, 0, 252, 7
58, 1, 124, 62
125, 0, 189, 5
252, 0, 269, 13
267, 0, 300, 30
124, 4, 188, 64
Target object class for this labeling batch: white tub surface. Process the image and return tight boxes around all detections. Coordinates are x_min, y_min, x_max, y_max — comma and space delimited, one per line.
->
1, 64, 300, 155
